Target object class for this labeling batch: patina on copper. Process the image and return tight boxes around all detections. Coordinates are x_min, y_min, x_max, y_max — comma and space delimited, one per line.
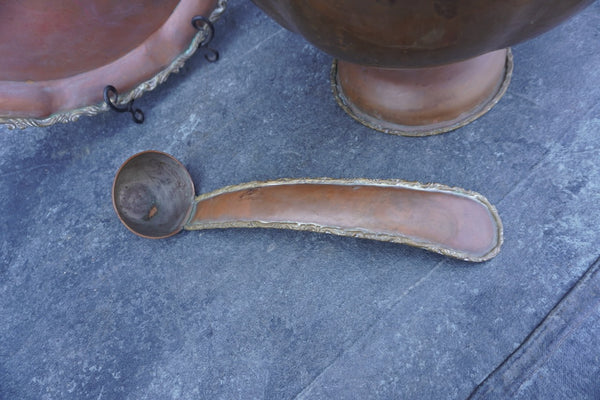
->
113, 151, 503, 262
251, 0, 593, 135
0, 0, 227, 128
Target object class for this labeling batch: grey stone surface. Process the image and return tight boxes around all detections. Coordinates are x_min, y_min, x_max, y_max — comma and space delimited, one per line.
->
470, 257, 600, 399
1, 1, 599, 399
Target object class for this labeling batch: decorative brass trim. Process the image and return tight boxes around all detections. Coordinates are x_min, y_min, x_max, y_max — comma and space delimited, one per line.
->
0, 0, 227, 130
330, 48, 514, 137
186, 177, 503, 262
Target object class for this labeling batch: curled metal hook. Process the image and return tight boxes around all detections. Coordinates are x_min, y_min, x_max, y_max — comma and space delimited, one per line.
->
192, 16, 219, 62
103, 85, 144, 124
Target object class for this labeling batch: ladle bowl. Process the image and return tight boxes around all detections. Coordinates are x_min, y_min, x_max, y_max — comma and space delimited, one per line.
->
113, 151, 504, 262
112, 151, 196, 238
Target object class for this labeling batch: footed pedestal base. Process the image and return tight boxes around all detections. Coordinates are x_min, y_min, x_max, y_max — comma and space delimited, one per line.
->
331, 49, 513, 136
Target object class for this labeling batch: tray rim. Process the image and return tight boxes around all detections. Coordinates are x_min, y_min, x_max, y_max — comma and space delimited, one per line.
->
0, 0, 227, 129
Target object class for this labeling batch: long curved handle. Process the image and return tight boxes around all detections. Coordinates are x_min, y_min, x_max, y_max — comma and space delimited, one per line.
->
184, 178, 502, 262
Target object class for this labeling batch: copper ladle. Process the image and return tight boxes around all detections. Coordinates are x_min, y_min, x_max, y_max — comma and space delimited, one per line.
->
112, 151, 503, 262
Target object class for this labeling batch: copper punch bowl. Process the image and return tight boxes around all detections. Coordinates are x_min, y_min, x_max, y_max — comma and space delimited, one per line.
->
251, 0, 593, 136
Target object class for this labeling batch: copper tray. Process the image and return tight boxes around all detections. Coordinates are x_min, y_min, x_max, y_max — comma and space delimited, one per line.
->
0, 0, 226, 129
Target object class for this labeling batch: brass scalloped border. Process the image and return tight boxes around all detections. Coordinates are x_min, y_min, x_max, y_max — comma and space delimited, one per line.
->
186, 177, 504, 262
0, 0, 227, 130
331, 48, 514, 137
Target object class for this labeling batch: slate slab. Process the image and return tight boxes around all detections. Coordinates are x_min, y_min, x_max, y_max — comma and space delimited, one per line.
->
1, 1, 599, 399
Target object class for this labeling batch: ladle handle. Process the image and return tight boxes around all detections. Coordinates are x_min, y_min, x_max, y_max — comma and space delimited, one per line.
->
185, 179, 502, 262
